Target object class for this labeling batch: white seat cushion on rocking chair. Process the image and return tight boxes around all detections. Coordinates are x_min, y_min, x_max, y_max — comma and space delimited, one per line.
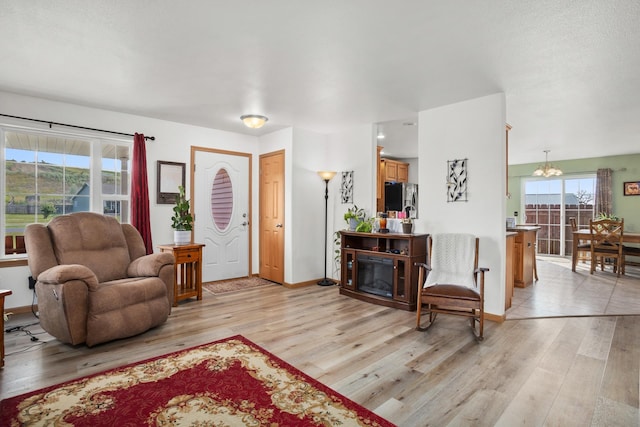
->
425, 233, 476, 289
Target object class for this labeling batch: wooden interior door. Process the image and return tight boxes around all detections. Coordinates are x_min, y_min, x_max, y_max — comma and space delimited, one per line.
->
259, 151, 285, 284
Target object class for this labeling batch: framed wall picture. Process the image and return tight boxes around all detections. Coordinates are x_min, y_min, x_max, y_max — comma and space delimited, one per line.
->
157, 161, 186, 204
341, 171, 354, 203
447, 158, 468, 202
623, 181, 640, 196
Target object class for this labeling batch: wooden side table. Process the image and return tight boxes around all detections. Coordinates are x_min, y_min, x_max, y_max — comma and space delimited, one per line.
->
1, 289, 12, 368
158, 243, 205, 307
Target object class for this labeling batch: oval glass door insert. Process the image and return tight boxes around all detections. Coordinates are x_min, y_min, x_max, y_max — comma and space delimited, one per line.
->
211, 168, 233, 230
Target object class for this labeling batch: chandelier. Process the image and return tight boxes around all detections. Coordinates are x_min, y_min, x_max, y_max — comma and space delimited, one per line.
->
532, 150, 563, 177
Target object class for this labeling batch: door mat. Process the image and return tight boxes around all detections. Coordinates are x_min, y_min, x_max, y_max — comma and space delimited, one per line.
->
202, 277, 276, 294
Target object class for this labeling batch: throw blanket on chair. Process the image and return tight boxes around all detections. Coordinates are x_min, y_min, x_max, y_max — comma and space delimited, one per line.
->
425, 233, 476, 289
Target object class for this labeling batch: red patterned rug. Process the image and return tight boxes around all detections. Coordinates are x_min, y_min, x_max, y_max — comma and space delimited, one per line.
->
0, 335, 394, 426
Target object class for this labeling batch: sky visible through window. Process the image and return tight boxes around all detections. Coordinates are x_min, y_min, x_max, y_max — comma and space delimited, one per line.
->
6, 148, 120, 170
525, 178, 596, 203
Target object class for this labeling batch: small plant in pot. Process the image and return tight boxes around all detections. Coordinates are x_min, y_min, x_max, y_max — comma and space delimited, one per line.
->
401, 217, 413, 234
344, 205, 365, 231
171, 186, 193, 245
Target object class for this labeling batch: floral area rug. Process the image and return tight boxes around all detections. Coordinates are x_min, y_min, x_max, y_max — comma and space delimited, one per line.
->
202, 277, 276, 294
0, 335, 395, 426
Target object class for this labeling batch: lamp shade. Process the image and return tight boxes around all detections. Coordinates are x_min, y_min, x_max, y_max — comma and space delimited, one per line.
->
240, 114, 268, 129
317, 171, 337, 181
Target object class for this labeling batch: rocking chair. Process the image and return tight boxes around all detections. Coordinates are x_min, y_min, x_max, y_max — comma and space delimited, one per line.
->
415, 233, 488, 340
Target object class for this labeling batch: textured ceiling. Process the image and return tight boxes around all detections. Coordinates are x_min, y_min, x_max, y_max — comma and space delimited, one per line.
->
1, 1, 639, 164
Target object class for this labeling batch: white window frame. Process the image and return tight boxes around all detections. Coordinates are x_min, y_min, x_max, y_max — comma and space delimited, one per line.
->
1, 124, 132, 259
521, 173, 596, 256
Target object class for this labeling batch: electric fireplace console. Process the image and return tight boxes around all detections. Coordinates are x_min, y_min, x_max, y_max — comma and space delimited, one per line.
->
339, 230, 428, 311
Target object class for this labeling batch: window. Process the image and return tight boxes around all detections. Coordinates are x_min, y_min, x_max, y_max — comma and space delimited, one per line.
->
523, 175, 596, 256
2, 127, 131, 258
211, 168, 233, 231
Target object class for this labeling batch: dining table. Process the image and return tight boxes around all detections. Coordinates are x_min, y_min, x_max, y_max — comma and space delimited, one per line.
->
571, 229, 640, 272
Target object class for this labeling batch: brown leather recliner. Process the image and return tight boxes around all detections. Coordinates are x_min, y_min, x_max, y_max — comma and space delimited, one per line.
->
25, 212, 175, 347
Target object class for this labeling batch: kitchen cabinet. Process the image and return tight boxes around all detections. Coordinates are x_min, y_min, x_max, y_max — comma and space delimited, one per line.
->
505, 232, 516, 309
378, 158, 410, 213
381, 159, 409, 183
508, 226, 539, 288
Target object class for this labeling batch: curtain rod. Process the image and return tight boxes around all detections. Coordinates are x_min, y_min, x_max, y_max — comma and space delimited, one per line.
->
0, 113, 155, 141
510, 167, 628, 179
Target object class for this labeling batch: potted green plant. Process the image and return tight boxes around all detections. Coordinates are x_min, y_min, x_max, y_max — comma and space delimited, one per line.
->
355, 218, 375, 233
401, 217, 413, 234
344, 205, 365, 231
171, 186, 193, 245
597, 212, 620, 221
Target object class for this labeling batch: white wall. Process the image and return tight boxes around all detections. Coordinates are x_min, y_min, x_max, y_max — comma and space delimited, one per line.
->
257, 127, 333, 285
291, 128, 330, 283
1, 90, 508, 315
1, 90, 261, 308
326, 125, 377, 280
416, 93, 507, 316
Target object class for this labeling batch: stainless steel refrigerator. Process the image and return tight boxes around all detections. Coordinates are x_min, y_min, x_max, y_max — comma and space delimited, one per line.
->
384, 182, 418, 218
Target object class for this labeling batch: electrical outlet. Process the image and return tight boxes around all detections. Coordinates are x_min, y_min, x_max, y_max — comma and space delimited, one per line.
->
514, 211, 518, 217
28, 276, 36, 289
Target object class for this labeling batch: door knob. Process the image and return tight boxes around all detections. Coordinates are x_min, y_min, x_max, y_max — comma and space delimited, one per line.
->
276, 224, 283, 228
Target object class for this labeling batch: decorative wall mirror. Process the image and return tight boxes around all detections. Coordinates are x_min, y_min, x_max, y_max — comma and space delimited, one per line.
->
157, 161, 186, 204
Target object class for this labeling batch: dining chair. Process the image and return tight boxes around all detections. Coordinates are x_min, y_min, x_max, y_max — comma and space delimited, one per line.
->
569, 217, 590, 264
589, 218, 624, 277
415, 233, 488, 341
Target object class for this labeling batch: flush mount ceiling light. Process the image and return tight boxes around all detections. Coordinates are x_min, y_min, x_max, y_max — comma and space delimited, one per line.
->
377, 132, 385, 139
533, 150, 563, 177
240, 114, 268, 129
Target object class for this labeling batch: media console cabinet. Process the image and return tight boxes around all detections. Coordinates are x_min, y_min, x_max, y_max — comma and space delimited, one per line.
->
339, 230, 428, 311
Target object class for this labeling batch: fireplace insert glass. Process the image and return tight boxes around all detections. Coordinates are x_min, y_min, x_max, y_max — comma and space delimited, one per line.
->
357, 255, 393, 298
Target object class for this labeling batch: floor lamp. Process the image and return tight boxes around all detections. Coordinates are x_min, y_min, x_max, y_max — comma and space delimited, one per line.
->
317, 171, 337, 286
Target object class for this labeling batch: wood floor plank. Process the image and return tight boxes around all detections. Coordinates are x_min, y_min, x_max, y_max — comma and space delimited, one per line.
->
576, 316, 616, 361
493, 366, 563, 426
2, 273, 640, 426
400, 318, 566, 426
591, 396, 640, 426
599, 316, 640, 408
544, 354, 605, 426
447, 389, 510, 427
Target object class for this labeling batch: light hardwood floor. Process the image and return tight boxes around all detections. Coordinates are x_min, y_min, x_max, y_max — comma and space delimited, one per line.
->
508, 256, 640, 319
2, 264, 639, 426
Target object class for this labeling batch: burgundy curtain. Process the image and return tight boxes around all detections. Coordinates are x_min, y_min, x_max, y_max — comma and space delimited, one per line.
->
595, 168, 613, 217
132, 133, 153, 254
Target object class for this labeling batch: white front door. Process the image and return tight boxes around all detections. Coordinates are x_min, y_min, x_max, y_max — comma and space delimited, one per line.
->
193, 149, 250, 282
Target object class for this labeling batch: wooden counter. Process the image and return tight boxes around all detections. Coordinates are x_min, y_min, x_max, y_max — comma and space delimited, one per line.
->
507, 226, 540, 288
505, 232, 516, 309
1, 289, 12, 368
